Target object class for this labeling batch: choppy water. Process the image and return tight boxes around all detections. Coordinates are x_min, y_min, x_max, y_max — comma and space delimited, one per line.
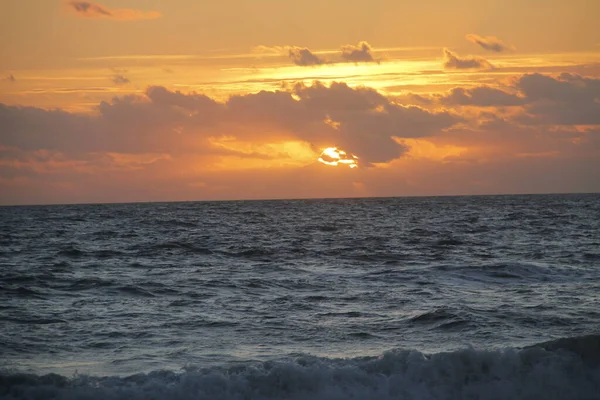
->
1, 194, 599, 399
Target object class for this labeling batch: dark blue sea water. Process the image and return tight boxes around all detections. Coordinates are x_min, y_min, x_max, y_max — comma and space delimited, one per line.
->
1, 194, 600, 399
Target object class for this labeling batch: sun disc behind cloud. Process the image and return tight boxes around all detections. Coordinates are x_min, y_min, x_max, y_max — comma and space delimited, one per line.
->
318, 147, 359, 168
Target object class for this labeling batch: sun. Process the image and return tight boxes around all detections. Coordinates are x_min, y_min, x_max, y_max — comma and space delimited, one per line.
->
317, 147, 359, 168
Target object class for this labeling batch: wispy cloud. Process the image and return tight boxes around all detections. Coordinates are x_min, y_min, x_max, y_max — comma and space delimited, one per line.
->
466, 34, 514, 52
252, 45, 287, 55
67, 1, 161, 21
443, 48, 493, 70
111, 75, 130, 86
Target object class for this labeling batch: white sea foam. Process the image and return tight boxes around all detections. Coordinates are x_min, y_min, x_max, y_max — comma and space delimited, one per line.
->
2, 339, 599, 400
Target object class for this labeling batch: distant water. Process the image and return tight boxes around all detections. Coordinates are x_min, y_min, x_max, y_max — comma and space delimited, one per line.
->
1, 194, 599, 399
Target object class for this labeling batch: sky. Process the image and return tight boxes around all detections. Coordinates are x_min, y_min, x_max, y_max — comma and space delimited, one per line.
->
1, 0, 600, 205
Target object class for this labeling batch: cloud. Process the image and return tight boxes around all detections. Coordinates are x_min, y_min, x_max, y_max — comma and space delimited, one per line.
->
111, 75, 130, 86
67, 1, 161, 21
254, 41, 379, 66
515, 73, 600, 125
4, 74, 16, 83
341, 41, 377, 63
145, 86, 221, 120
466, 34, 514, 52
2, 77, 600, 204
69, 1, 111, 17
424, 73, 600, 124
288, 47, 325, 66
290, 82, 460, 163
443, 48, 493, 70
0, 82, 459, 166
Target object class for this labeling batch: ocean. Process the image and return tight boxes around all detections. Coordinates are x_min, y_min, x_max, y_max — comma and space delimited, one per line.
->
1, 194, 599, 399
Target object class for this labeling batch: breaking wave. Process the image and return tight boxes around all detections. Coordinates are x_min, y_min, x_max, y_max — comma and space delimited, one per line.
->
2, 335, 599, 400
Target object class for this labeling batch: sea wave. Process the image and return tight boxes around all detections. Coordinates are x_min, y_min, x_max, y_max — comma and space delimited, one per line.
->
2, 335, 599, 400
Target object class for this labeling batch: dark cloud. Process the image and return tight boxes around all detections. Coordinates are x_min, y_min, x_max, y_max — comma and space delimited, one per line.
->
518, 73, 600, 103
341, 41, 377, 63
443, 48, 493, 70
146, 86, 220, 112
433, 73, 600, 125
290, 81, 460, 163
516, 73, 600, 125
466, 34, 514, 52
67, 1, 161, 20
0, 82, 460, 165
111, 75, 130, 86
0, 104, 99, 154
288, 47, 325, 66
261, 41, 378, 66
69, 1, 112, 17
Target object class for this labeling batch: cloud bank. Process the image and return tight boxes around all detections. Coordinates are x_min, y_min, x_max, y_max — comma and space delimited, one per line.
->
2, 74, 599, 204
0, 82, 459, 166
67, 1, 161, 21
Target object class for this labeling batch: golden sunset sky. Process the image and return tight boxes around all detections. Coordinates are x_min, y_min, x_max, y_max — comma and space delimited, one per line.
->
1, 0, 600, 204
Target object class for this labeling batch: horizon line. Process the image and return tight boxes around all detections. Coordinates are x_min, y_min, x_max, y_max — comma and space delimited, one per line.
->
1, 190, 598, 208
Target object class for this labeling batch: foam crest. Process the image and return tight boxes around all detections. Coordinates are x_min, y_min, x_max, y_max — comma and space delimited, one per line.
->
2, 336, 599, 400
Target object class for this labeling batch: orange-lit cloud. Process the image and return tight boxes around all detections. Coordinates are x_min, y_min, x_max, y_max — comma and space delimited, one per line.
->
0, 82, 458, 165
396, 138, 467, 162
67, 1, 161, 21
443, 48, 493, 70
466, 34, 515, 52
2, 72, 600, 205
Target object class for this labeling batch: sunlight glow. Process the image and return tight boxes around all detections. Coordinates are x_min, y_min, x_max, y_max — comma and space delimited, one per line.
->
395, 138, 467, 162
318, 147, 359, 168
204, 137, 318, 170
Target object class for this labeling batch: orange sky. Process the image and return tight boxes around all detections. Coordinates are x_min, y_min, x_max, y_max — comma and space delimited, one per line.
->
1, 0, 599, 205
